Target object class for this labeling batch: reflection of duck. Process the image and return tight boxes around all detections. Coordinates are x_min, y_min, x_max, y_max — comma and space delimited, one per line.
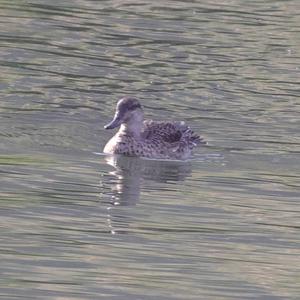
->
102, 155, 193, 234
104, 97, 205, 160
104, 155, 192, 206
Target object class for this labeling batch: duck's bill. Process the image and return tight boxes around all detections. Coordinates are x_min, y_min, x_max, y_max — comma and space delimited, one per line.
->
104, 113, 122, 129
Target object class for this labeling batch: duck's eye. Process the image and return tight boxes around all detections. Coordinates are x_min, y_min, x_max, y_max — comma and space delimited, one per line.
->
129, 103, 141, 111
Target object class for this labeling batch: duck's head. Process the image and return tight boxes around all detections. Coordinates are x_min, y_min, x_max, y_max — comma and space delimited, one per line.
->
104, 97, 143, 130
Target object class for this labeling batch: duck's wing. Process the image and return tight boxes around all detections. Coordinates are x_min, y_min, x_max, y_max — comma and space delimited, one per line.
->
142, 120, 204, 146
142, 120, 182, 142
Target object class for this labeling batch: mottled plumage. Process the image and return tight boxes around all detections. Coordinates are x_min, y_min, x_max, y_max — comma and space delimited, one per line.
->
103, 97, 205, 160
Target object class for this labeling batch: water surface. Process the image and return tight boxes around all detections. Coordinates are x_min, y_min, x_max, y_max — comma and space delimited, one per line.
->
1, 0, 300, 299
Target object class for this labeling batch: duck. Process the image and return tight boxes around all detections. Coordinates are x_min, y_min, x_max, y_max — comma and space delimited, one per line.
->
103, 97, 205, 160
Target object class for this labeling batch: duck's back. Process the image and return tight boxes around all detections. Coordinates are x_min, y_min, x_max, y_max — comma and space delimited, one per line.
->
142, 120, 201, 145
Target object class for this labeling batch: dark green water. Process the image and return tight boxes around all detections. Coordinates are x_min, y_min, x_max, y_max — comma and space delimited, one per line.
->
1, 0, 299, 299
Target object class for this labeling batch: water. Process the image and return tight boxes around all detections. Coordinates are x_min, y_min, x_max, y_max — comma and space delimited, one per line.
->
1, 0, 300, 299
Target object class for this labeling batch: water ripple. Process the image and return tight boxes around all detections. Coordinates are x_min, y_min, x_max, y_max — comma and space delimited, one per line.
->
1, 0, 300, 299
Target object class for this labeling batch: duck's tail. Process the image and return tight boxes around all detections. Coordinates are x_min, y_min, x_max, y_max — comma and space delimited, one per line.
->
169, 125, 206, 159
181, 127, 206, 148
